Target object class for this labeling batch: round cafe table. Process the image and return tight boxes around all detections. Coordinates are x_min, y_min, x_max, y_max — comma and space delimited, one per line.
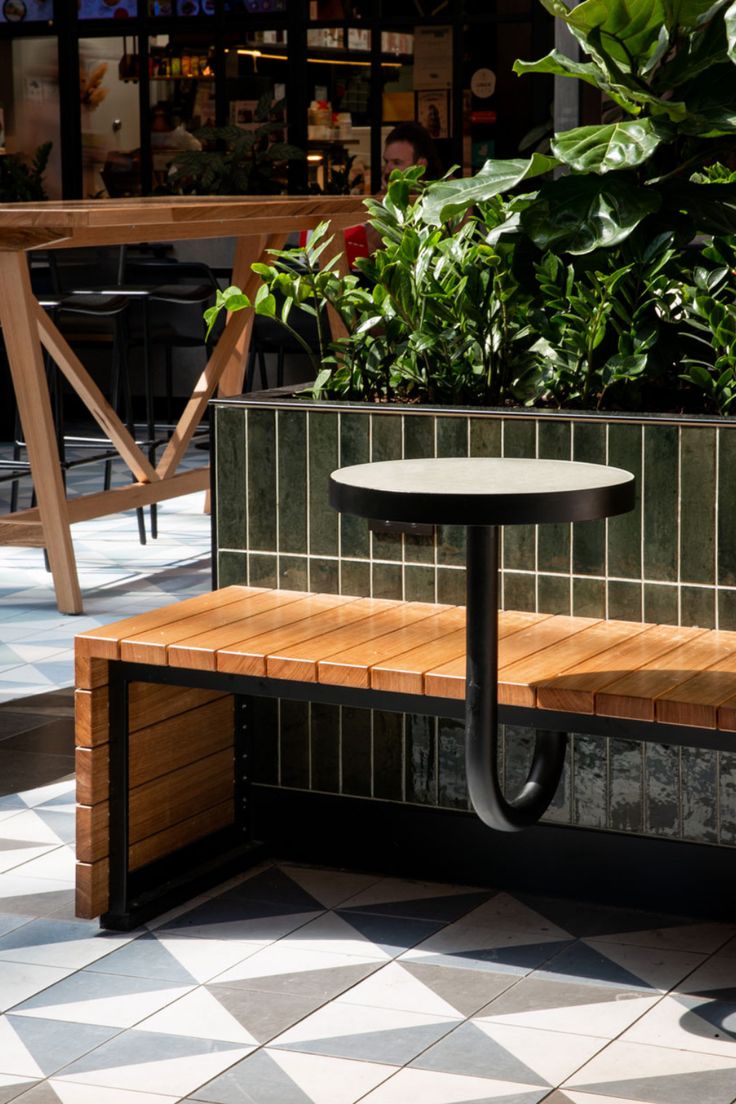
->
329, 457, 636, 832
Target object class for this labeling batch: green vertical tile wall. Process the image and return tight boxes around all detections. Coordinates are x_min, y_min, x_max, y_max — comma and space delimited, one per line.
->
340, 412, 371, 559
538, 420, 571, 574
608, 424, 642, 580
277, 410, 307, 555
310, 703, 340, 794
373, 712, 404, 802
572, 735, 607, 829
405, 414, 435, 459
404, 564, 436, 603
341, 707, 372, 797
719, 753, 736, 845
537, 574, 570, 615
436, 416, 468, 457
573, 577, 605, 618
607, 580, 642, 622
438, 718, 468, 810
680, 427, 716, 585
341, 558, 371, 597
503, 419, 536, 572
246, 409, 276, 551
503, 571, 535, 611
718, 427, 736, 586
681, 748, 717, 843
370, 412, 403, 562
248, 553, 277, 588
405, 714, 437, 805
681, 586, 716, 629
308, 410, 339, 558
280, 700, 310, 789
643, 425, 678, 582
644, 744, 680, 837
218, 551, 247, 587
214, 407, 246, 552
572, 422, 606, 576
279, 555, 308, 591
470, 417, 502, 457
644, 583, 678, 626
609, 739, 643, 833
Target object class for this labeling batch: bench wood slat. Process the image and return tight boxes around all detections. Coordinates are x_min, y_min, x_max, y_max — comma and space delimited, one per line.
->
655, 649, 736, 728
75, 585, 266, 661
596, 630, 736, 721
120, 589, 324, 666
369, 610, 551, 695
168, 593, 369, 672
534, 624, 706, 714
216, 596, 415, 678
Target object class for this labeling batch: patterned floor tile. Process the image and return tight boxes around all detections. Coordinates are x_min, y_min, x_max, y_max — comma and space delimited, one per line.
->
0, 1015, 119, 1079
0, 918, 133, 971
280, 909, 445, 961
476, 974, 660, 1038
156, 894, 323, 945
336, 876, 492, 922
277, 865, 382, 909
410, 1019, 605, 1087
84, 930, 260, 986
5, 851, 75, 884
0, 961, 75, 1013
357, 1066, 548, 1103
0, 847, 59, 878
188, 1048, 397, 1104
13, 1083, 181, 1103
208, 942, 382, 997
269, 1000, 460, 1065
399, 893, 573, 974
564, 1039, 736, 1103
533, 938, 705, 993
10, 968, 196, 1027
0, 1075, 37, 1104
336, 959, 516, 1017
53, 1028, 252, 1096
546, 1093, 664, 1104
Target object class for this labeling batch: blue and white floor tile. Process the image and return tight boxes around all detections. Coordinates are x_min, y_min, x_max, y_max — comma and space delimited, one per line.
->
3, 451, 736, 1102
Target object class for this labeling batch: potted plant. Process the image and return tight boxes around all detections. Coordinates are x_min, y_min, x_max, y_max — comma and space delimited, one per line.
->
208, 0, 736, 853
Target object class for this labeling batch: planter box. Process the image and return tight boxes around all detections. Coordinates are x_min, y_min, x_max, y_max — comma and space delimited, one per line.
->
210, 391, 736, 856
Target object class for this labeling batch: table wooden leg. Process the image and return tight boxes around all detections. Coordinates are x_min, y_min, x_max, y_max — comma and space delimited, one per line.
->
0, 251, 83, 614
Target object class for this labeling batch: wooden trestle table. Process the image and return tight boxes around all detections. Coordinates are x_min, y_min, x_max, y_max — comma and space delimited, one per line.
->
0, 195, 367, 614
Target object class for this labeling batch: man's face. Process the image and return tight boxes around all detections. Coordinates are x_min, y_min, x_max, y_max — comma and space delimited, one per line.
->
382, 139, 426, 187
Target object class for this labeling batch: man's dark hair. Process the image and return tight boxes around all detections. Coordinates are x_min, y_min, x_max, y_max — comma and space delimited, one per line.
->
384, 121, 443, 180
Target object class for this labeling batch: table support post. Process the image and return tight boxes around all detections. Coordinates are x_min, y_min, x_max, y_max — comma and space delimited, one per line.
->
465, 524, 567, 832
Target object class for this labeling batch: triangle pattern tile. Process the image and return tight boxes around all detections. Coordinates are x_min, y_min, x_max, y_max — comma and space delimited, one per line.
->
565, 1040, 736, 1101
278, 912, 395, 961
403, 939, 573, 974
35, 1082, 188, 1104
479, 990, 658, 1040
340, 891, 492, 923
208, 944, 381, 997
570, 1066, 736, 1104
357, 1065, 548, 1103
545, 1094, 650, 1104
85, 932, 200, 983
203, 982, 327, 1043
220, 868, 327, 912
534, 939, 701, 992
54, 1029, 253, 1097
190, 1047, 397, 1104
28, 810, 75, 846
337, 960, 501, 1018
3, 1015, 119, 1078
10, 968, 195, 1027
135, 985, 259, 1044
409, 1020, 548, 1085
0, 1076, 38, 1104
0, 961, 74, 1014
158, 894, 322, 942
0, 919, 133, 971
278, 864, 383, 909
333, 909, 446, 955
620, 990, 736, 1056
399, 960, 516, 1017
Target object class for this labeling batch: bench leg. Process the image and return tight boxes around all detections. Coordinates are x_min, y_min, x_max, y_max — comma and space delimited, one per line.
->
101, 669, 266, 931
465, 524, 568, 832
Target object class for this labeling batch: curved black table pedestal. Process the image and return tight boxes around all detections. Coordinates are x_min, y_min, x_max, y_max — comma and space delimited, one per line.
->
329, 457, 635, 833
466, 525, 567, 832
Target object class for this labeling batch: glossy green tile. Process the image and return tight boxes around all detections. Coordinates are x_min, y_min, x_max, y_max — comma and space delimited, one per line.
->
437, 566, 466, 605
372, 524, 403, 563
718, 427, 736, 586
573, 577, 605, 618
279, 555, 308, 592
607, 580, 643, 622
504, 523, 535, 572
607, 423, 642, 579
280, 699, 310, 789
644, 743, 680, 837
718, 589, 736, 631
372, 561, 403, 599
572, 423, 605, 575
436, 416, 468, 457
503, 418, 535, 458
609, 738, 643, 833
404, 564, 436, 603
537, 418, 571, 462
341, 706, 372, 797
218, 550, 247, 588
251, 696, 278, 786
373, 711, 404, 802
405, 413, 435, 459
214, 407, 246, 551
718, 752, 736, 845
469, 416, 502, 457
310, 558, 339, 594
680, 426, 716, 584
371, 410, 403, 461
310, 703, 340, 794
680, 585, 716, 629
277, 410, 307, 554
341, 558, 371, 597
681, 747, 717, 843
405, 713, 437, 805
437, 524, 466, 567
643, 425, 678, 582
537, 574, 571, 615
340, 412, 371, 559
644, 583, 678, 626
503, 571, 535, 611
503, 725, 533, 799
247, 409, 277, 551
404, 527, 435, 565
438, 718, 468, 810
572, 733, 607, 829
542, 738, 572, 825
248, 553, 277, 588
539, 522, 571, 574
308, 410, 339, 557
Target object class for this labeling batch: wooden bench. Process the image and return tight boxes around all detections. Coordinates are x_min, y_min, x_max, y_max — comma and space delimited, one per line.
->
74, 584, 736, 929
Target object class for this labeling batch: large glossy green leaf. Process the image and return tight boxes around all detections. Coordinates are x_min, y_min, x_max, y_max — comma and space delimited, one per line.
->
679, 64, 736, 131
520, 174, 661, 254
419, 153, 558, 225
727, 0, 736, 60
552, 119, 668, 172
663, 0, 732, 27
562, 0, 667, 67
512, 50, 606, 90
661, 179, 736, 233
